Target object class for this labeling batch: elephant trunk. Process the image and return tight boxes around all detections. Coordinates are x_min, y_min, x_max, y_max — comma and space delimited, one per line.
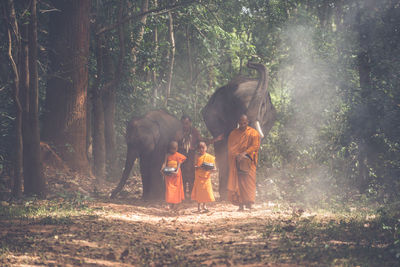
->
246, 62, 269, 138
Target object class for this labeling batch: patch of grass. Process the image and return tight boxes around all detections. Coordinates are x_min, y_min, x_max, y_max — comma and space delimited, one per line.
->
0, 192, 94, 222
262, 204, 400, 266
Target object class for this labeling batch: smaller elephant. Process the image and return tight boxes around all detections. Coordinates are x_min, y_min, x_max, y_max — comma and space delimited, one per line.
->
111, 110, 182, 200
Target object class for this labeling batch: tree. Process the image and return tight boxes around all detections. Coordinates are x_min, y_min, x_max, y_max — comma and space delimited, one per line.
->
42, 0, 91, 174
4, 0, 22, 197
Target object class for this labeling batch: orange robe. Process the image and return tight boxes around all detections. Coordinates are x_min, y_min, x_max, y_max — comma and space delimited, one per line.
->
227, 126, 260, 205
191, 153, 216, 203
165, 152, 186, 204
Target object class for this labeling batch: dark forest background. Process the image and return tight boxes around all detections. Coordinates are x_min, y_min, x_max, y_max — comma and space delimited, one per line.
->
1, 0, 399, 205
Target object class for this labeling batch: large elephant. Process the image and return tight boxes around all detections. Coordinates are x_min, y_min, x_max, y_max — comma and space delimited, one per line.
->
201, 62, 276, 199
110, 110, 182, 200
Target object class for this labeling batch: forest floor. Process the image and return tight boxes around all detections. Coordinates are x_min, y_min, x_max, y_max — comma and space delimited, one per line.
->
0, 170, 399, 266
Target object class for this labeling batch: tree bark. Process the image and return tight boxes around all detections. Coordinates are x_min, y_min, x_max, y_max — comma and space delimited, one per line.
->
151, 0, 159, 107
131, 0, 149, 75
20, 0, 46, 195
42, 0, 91, 174
92, 34, 106, 180
6, 0, 23, 197
102, 50, 117, 177
165, 11, 175, 106
355, 9, 372, 193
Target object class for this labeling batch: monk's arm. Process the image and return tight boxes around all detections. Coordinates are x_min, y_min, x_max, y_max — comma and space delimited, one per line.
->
174, 162, 181, 174
160, 155, 168, 173
245, 133, 260, 156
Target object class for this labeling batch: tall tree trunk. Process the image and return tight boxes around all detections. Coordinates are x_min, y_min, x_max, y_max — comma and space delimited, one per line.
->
43, 0, 91, 174
93, 1, 124, 180
165, 11, 175, 106
6, 0, 23, 197
151, 0, 159, 107
103, 50, 117, 177
186, 24, 193, 85
19, 17, 30, 195
20, 0, 45, 195
131, 0, 149, 75
92, 34, 106, 180
356, 10, 372, 193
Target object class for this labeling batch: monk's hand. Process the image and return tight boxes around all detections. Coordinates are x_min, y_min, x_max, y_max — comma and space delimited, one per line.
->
213, 134, 224, 142
238, 153, 247, 160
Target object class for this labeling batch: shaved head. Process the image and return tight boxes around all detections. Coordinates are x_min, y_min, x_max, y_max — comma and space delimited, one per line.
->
238, 114, 249, 131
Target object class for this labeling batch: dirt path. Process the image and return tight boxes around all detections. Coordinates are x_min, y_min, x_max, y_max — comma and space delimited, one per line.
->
0, 198, 301, 266
1, 172, 398, 266
1, 196, 397, 267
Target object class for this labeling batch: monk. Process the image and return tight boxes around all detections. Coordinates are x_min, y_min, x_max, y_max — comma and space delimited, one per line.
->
161, 141, 186, 211
191, 141, 216, 212
227, 114, 261, 211
179, 115, 223, 199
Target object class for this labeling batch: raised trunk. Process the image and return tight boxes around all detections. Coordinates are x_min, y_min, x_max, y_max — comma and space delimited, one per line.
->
246, 62, 269, 137
43, 0, 91, 174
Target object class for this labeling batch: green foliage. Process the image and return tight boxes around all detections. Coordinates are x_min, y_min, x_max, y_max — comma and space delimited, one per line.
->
0, 193, 94, 221
0, 0, 399, 204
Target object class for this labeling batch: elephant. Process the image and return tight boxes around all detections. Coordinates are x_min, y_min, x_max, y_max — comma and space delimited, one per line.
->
110, 110, 182, 200
201, 62, 276, 199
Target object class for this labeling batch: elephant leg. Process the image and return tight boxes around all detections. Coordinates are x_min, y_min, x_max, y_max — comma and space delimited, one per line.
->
140, 154, 152, 200
110, 145, 137, 198
215, 141, 229, 200
147, 154, 165, 200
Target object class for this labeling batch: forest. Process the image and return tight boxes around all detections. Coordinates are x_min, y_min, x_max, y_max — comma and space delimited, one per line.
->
0, 0, 399, 266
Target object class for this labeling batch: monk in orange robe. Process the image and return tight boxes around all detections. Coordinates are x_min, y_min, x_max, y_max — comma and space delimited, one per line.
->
161, 141, 186, 210
191, 141, 216, 212
227, 114, 260, 211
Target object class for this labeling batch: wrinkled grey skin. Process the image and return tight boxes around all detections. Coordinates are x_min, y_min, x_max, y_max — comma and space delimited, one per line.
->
201, 62, 276, 199
110, 110, 182, 200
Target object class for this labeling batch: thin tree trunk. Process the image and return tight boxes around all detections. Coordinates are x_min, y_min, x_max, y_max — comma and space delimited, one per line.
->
6, 0, 23, 197
25, 0, 45, 195
43, 0, 91, 174
151, 0, 159, 107
356, 9, 372, 193
103, 50, 117, 177
92, 34, 106, 181
165, 11, 175, 106
93, 1, 125, 180
19, 16, 30, 196
131, 0, 149, 75
186, 24, 193, 84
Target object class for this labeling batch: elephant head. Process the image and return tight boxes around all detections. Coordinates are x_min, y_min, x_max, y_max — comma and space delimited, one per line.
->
201, 62, 276, 199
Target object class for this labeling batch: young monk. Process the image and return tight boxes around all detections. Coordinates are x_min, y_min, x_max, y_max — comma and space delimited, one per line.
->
191, 141, 216, 212
161, 141, 186, 211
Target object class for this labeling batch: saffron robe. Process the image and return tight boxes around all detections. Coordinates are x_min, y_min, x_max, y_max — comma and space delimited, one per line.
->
165, 152, 186, 204
227, 126, 260, 205
191, 153, 216, 203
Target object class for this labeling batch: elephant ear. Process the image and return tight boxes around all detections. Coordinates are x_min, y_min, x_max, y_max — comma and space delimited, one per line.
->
246, 62, 269, 138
